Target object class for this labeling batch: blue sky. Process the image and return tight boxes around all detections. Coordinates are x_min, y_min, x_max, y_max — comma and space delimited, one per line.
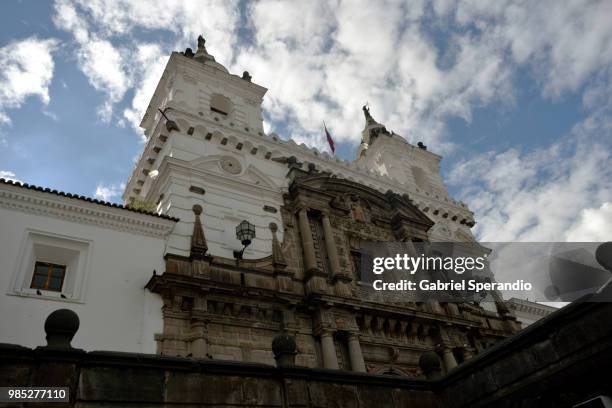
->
0, 0, 610, 242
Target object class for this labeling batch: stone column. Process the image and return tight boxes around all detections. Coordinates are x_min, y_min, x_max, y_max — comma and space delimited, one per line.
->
320, 330, 339, 369
347, 332, 367, 372
442, 347, 458, 372
298, 208, 318, 274
190, 321, 208, 358
321, 213, 342, 276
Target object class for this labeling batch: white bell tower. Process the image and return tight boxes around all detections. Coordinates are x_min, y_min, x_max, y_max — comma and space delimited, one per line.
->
123, 36, 287, 260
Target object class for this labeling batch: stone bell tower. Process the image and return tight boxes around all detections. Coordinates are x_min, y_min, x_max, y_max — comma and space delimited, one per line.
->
122, 35, 287, 259
354, 105, 475, 241
355, 105, 451, 201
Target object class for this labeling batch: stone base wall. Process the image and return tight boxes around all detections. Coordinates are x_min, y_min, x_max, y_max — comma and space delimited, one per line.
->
2, 294, 612, 407
0, 346, 438, 408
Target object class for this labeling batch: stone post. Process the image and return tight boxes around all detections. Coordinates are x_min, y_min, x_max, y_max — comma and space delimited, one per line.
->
442, 347, 458, 372
347, 332, 367, 372
320, 329, 339, 369
321, 213, 342, 276
297, 208, 318, 274
42, 309, 80, 349
419, 351, 442, 380
272, 331, 297, 367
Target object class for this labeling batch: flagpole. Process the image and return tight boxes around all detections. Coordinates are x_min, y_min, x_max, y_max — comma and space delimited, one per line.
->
323, 120, 335, 155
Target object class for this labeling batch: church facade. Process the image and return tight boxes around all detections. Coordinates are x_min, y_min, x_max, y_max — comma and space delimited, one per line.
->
0, 36, 519, 377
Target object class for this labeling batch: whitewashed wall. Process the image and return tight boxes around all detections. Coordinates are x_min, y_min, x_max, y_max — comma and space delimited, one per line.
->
0, 186, 174, 352
148, 131, 287, 260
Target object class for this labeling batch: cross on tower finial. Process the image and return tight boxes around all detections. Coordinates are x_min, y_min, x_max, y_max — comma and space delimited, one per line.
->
362, 103, 376, 125
194, 34, 216, 63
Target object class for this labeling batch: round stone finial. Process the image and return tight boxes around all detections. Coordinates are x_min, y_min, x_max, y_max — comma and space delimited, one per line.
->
272, 331, 297, 367
269, 222, 278, 233
192, 204, 203, 215
44, 309, 80, 348
419, 351, 441, 379
596, 242, 612, 272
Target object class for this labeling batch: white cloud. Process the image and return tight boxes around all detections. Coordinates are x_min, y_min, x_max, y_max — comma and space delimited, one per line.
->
53, 0, 240, 125
54, 0, 240, 48
565, 202, 612, 242
42, 109, 59, 122
230, 0, 517, 152
449, 0, 612, 98
0, 36, 58, 125
448, 114, 612, 242
94, 182, 125, 201
122, 43, 168, 138
54, 0, 131, 122
77, 38, 131, 122
47, 0, 612, 154
0, 170, 21, 183
47, 1, 612, 245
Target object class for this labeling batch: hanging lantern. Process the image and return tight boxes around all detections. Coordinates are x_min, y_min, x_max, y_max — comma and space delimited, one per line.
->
235, 220, 256, 246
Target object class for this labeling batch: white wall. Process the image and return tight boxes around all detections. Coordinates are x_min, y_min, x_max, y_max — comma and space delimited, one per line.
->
0, 204, 167, 353
149, 131, 287, 259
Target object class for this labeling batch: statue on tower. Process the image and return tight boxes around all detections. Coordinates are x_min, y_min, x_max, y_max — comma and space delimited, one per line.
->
197, 35, 206, 51
362, 104, 377, 126
194, 34, 215, 63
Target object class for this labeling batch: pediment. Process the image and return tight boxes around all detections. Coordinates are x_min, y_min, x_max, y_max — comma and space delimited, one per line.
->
188, 155, 278, 191
244, 164, 278, 190
292, 173, 433, 229
189, 155, 226, 172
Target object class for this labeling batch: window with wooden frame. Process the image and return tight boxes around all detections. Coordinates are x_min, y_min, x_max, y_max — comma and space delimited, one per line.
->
30, 261, 66, 292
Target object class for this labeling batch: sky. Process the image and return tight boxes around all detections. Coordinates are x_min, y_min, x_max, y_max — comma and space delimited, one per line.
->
0, 0, 610, 242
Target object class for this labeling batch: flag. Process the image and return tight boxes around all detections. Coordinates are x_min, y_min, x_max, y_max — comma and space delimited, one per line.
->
324, 121, 335, 154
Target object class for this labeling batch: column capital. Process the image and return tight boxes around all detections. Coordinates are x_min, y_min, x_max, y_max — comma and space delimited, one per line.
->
347, 331, 361, 341
295, 205, 309, 214
315, 326, 335, 337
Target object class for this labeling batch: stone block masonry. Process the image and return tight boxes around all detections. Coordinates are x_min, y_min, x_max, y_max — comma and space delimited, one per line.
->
2, 290, 612, 407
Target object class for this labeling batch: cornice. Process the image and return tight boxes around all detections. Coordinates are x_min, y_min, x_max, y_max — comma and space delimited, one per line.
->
153, 156, 285, 199
507, 298, 557, 316
126, 51, 474, 226
0, 184, 176, 239
126, 114, 474, 224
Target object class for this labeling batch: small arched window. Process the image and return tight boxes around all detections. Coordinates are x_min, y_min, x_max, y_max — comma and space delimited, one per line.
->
210, 94, 233, 117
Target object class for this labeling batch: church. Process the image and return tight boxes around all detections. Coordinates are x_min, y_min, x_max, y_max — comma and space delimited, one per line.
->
1, 36, 611, 407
